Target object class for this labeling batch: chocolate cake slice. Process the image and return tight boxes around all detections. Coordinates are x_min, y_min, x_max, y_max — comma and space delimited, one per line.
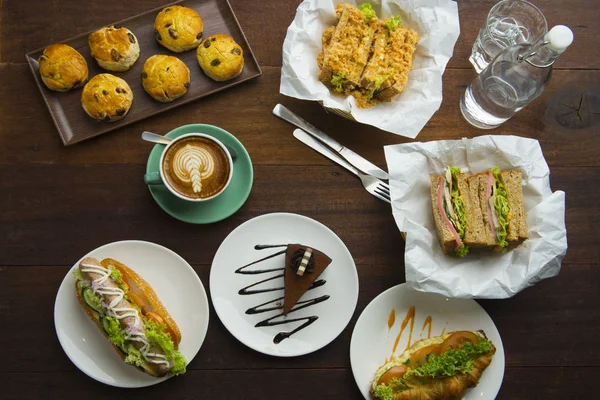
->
283, 244, 332, 314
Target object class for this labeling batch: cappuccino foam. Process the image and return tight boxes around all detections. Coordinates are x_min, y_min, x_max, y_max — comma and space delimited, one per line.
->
163, 136, 230, 199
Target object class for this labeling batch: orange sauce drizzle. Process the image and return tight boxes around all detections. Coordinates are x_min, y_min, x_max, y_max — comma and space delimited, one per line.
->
421, 316, 432, 339
387, 309, 396, 331
392, 306, 415, 355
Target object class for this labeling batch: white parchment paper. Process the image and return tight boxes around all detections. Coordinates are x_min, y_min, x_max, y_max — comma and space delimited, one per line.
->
280, 0, 460, 139
384, 135, 568, 298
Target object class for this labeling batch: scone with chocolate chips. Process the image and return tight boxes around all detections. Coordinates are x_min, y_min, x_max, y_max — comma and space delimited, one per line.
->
154, 5, 203, 52
197, 34, 244, 81
38, 44, 88, 92
88, 26, 140, 72
81, 74, 133, 122
141, 55, 191, 103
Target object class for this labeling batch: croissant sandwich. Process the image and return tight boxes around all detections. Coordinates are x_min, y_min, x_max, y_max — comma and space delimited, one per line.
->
370, 330, 495, 400
73, 257, 186, 377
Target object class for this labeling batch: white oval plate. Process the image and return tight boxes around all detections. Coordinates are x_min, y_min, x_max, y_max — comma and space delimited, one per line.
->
350, 283, 504, 399
54, 240, 209, 388
210, 212, 359, 357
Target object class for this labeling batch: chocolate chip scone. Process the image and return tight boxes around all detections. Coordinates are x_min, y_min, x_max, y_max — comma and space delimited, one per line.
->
88, 25, 140, 72
81, 74, 133, 122
38, 44, 88, 92
141, 55, 191, 103
196, 34, 244, 82
154, 5, 203, 52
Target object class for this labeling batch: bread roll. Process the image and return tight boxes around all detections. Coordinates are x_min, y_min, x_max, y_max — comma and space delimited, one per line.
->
81, 74, 133, 122
141, 55, 191, 103
88, 25, 140, 72
38, 44, 88, 92
196, 34, 244, 81
154, 5, 203, 52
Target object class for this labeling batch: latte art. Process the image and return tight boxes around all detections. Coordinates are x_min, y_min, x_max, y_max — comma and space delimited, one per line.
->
162, 135, 231, 200
172, 144, 216, 193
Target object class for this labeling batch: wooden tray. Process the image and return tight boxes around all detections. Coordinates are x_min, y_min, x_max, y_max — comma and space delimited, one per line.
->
25, 0, 262, 145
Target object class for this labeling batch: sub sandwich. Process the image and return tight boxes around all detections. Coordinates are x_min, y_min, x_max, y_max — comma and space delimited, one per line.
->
431, 166, 528, 256
370, 330, 495, 400
73, 257, 186, 377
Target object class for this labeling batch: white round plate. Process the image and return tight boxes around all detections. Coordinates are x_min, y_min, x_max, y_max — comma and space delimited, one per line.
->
350, 283, 504, 399
54, 240, 209, 388
210, 212, 359, 357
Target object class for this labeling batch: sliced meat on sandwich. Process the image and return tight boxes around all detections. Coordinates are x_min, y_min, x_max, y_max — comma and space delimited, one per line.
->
430, 167, 470, 257
467, 167, 528, 250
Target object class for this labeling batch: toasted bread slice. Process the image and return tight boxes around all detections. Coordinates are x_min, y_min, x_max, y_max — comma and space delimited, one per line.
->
430, 175, 458, 254
316, 26, 335, 70
456, 173, 486, 248
374, 25, 419, 102
498, 170, 528, 242
468, 174, 497, 247
360, 23, 389, 91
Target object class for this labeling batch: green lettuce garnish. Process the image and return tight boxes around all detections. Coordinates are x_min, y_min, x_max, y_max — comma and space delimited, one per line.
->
104, 316, 127, 348
330, 71, 347, 93
125, 345, 147, 368
144, 318, 187, 375
374, 74, 388, 90
449, 167, 469, 257
108, 265, 128, 292
374, 384, 394, 400
373, 339, 494, 398
407, 340, 493, 379
366, 75, 389, 100
85, 289, 104, 313
454, 244, 469, 257
366, 88, 375, 101
491, 167, 510, 248
359, 3, 376, 20
385, 16, 402, 31
72, 268, 84, 281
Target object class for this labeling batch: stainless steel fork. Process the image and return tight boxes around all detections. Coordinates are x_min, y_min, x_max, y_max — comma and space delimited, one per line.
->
293, 129, 391, 204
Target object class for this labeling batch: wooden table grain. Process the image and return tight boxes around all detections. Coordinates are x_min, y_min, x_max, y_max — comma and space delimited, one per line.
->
1, 1, 598, 399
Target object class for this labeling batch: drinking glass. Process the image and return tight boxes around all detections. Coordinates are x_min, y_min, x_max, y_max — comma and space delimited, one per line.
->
470, 0, 547, 73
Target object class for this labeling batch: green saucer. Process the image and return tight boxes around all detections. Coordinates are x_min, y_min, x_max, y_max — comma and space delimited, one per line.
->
145, 124, 253, 224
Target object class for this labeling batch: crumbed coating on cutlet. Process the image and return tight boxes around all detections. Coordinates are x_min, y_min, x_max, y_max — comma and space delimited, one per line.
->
374, 26, 420, 102
316, 3, 420, 109
319, 3, 377, 87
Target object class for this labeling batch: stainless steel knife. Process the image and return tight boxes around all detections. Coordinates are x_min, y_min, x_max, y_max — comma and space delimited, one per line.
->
272, 104, 390, 180
293, 129, 360, 177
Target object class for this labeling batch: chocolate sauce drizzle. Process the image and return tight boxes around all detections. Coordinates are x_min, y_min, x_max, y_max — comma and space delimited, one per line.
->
234, 244, 330, 344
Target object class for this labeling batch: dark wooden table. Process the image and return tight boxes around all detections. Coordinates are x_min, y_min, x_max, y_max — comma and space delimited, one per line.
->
1, 1, 598, 398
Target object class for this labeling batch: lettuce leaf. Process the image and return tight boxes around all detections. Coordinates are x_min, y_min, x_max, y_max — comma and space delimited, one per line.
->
449, 167, 469, 257
125, 345, 146, 368
72, 268, 84, 281
408, 340, 493, 379
104, 316, 127, 348
330, 72, 347, 93
454, 244, 469, 257
108, 265, 128, 292
84, 288, 104, 313
359, 3, 376, 20
144, 318, 187, 375
491, 167, 510, 248
374, 384, 394, 400
379, 339, 494, 395
385, 16, 402, 31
